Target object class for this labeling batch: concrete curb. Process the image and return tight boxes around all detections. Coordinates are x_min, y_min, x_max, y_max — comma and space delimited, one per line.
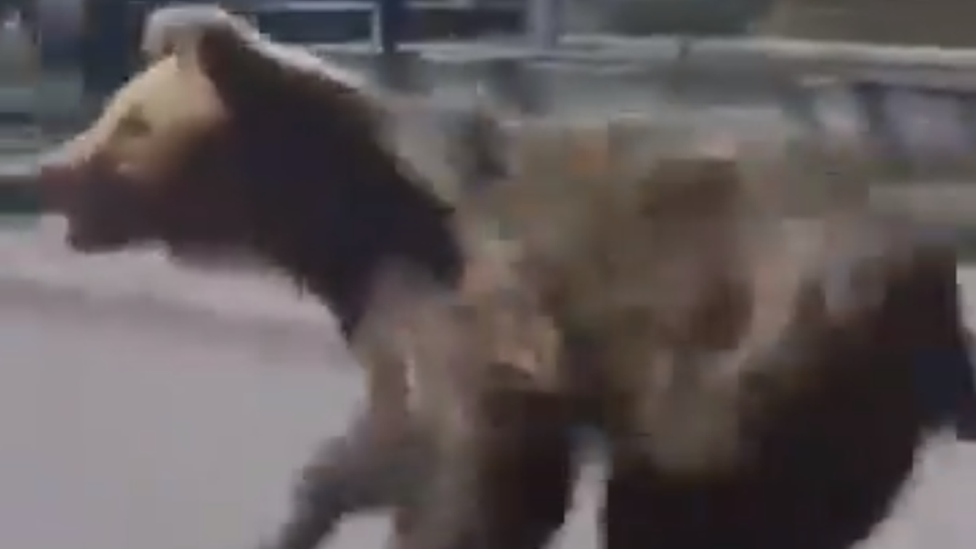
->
0, 219, 335, 339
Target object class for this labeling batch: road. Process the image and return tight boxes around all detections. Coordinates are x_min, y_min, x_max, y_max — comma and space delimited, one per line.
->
0, 261, 971, 549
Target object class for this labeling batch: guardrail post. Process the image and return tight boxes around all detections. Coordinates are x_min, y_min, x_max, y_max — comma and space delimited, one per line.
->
82, 0, 140, 107
780, 80, 825, 140
373, 0, 407, 55
36, 0, 84, 130
372, 50, 426, 93
527, 0, 562, 51
479, 58, 546, 115
850, 81, 912, 179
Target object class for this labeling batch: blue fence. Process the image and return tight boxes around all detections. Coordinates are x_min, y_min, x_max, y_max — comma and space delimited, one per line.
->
16, 0, 525, 103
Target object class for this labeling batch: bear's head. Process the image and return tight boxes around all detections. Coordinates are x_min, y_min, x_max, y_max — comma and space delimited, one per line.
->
37, 10, 391, 255
35, 8, 463, 329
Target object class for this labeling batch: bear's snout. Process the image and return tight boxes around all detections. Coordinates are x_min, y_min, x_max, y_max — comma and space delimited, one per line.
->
35, 154, 93, 213
35, 154, 82, 210
35, 148, 119, 212
33, 150, 159, 252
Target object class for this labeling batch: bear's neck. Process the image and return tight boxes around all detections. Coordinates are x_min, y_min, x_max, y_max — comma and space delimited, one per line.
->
260, 158, 464, 338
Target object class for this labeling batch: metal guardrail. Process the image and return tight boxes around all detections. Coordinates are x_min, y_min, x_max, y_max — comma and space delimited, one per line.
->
304, 39, 976, 249
307, 37, 976, 184
0, 0, 973, 227
7, 1, 976, 195
4, 32, 976, 178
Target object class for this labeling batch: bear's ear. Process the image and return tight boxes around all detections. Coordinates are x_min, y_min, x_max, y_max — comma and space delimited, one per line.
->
173, 10, 370, 124
184, 17, 271, 108
157, 4, 383, 138
148, 6, 291, 114
142, 5, 252, 61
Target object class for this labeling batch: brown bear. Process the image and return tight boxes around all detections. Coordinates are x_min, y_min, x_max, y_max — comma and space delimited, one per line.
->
32, 7, 976, 549
40, 10, 449, 548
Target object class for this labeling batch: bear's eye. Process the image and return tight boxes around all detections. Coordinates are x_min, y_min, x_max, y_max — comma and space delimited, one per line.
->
118, 112, 152, 138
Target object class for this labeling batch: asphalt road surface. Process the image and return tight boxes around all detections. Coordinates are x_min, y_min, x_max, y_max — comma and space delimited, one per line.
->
0, 260, 971, 549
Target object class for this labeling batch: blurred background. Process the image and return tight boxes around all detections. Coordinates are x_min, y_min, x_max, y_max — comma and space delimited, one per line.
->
0, 0, 975, 214
0, 0, 972, 125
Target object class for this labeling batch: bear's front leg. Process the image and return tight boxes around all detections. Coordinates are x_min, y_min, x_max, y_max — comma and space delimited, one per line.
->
390, 382, 576, 549
260, 409, 428, 549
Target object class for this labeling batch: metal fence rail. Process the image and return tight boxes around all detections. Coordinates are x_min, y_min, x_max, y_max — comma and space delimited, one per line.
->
306, 36, 976, 183
3, 3, 976, 215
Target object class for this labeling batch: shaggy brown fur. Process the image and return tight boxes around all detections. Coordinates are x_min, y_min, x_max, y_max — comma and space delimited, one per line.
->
33, 8, 976, 549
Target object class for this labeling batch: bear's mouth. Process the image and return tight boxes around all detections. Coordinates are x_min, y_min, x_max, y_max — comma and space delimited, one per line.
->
68, 190, 158, 253
39, 167, 159, 254
62, 214, 144, 252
